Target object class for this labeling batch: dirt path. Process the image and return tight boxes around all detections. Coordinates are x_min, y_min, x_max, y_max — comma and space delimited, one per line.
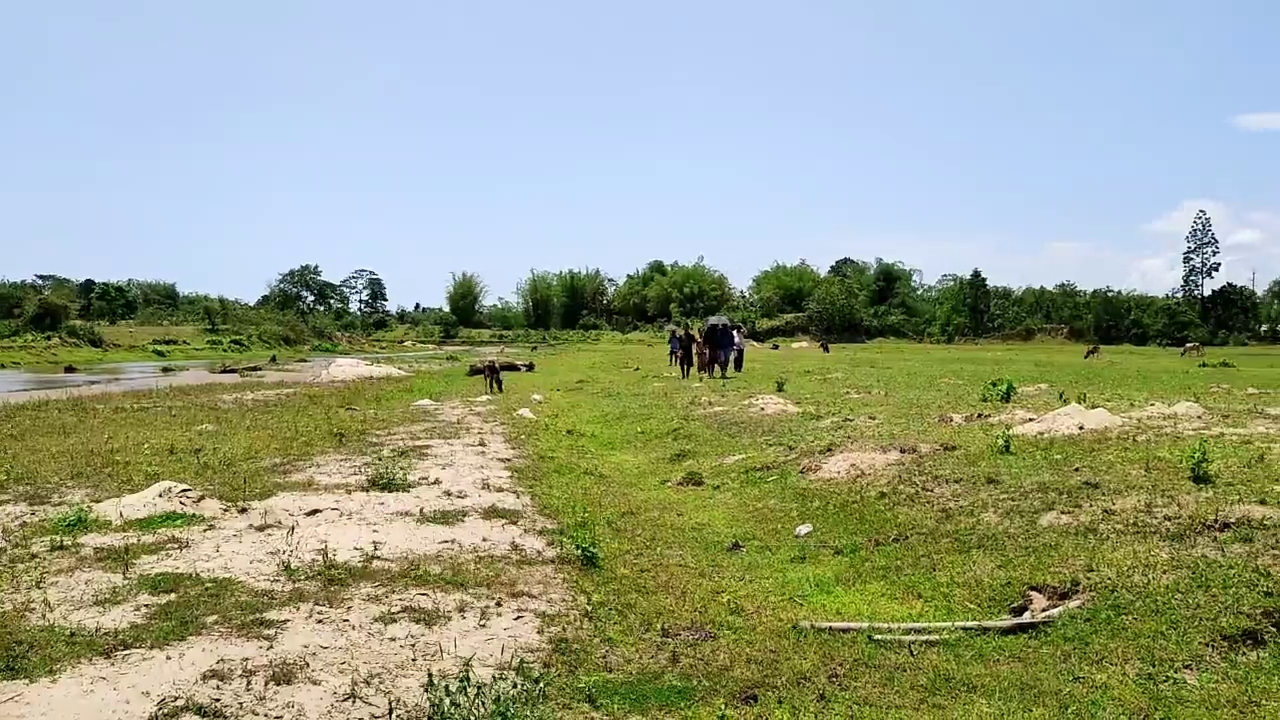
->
0, 402, 566, 720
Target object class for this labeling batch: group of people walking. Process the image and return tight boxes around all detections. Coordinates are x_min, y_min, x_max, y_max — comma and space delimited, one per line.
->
667, 322, 746, 379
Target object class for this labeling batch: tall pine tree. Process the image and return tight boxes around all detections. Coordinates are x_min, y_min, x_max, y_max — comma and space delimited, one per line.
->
1180, 209, 1221, 315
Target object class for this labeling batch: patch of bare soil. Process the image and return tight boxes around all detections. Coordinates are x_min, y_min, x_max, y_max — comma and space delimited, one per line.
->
937, 409, 1038, 426
743, 395, 799, 416
1125, 401, 1207, 420
91, 481, 226, 524
314, 358, 408, 382
0, 403, 566, 720
1012, 404, 1124, 437
1021, 383, 1051, 395
1037, 510, 1077, 527
803, 444, 942, 479
218, 388, 299, 405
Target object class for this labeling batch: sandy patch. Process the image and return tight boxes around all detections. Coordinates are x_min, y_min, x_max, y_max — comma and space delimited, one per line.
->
803, 445, 941, 479
218, 388, 299, 405
720, 454, 749, 465
0, 403, 568, 719
1037, 510, 1077, 528
91, 481, 226, 524
743, 395, 799, 416
0, 583, 558, 720
1022, 383, 1051, 395
937, 409, 1038, 426
1125, 401, 1207, 420
1012, 404, 1124, 437
315, 358, 408, 382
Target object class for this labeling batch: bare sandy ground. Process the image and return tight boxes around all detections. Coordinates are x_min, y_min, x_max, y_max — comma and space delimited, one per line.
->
0, 402, 566, 720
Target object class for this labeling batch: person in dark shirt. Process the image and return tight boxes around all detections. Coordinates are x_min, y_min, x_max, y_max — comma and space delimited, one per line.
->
678, 326, 696, 379
667, 329, 680, 366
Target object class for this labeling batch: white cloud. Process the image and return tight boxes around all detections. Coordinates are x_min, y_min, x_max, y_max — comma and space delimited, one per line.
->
1230, 112, 1280, 131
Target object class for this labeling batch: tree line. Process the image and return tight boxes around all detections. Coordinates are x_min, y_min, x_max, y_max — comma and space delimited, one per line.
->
3, 209, 1277, 347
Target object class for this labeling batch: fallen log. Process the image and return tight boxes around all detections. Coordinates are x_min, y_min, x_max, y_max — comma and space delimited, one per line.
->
465, 360, 536, 376
797, 599, 1085, 634
214, 363, 264, 375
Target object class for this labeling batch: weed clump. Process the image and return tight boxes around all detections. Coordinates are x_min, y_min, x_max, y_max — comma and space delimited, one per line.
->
1185, 438, 1214, 486
1199, 358, 1237, 369
48, 506, 106, 536
980, 378, 1017, 404
365, 452, 414, 493
563, 523, 603, 569
407, 658, 549, 719
992, 428, 1014, 455
774, 376, 788, 393
417, 508, 470, 526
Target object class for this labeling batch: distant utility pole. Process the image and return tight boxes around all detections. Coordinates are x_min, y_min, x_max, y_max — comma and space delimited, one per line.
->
1252, 269, 1257, 292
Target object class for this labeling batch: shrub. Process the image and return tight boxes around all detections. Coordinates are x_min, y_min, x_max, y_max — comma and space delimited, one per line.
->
149, 335, 188, 346
49, 506, 105, 536
1198, 358, 1237, 369
226, 337, 252, 351
992, 428, 1013, 455
61, 321, 106, 349
563, 522, 603, 569
149, 346, 169, 358
980, 378, 1017, 403
205, 337, 226, 348
310, 341, 341, 354
1185, 439, 1213, 486
774, 375, 788, 393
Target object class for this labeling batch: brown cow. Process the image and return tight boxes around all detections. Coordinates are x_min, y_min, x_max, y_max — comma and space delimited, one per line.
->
1084, 344, 1100, 359
1181, 342, 1205, 357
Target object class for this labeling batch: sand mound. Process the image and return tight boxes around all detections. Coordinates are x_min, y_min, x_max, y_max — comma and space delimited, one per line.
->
804, 445, 939, 479
743, 395, 799, 416
790, 341, 811, 349
90, 481, 225, 524
1126, 401, 1207, 419
1012, 404, 1123, 437
315, 358, 408, 382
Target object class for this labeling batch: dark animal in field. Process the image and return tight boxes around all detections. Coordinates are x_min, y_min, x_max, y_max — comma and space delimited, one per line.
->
770, 343, 780, 351
1181, 342, 1205, 357
63, 364, 78, 374
1083, 345, 1100, 360
819, 341, 830, 354
482, 359, 504, 394
268, 353, 278, 364
530, 346, 538, 352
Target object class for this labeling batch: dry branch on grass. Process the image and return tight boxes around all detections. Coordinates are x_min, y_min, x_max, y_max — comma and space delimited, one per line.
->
797, 598, 1086, 634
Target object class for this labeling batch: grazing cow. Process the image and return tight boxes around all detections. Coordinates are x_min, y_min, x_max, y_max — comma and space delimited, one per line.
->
819, 341, 831, 354
1083, 345, 1100, 360
482, 359, 504, 394
1181, 342, 1205, 357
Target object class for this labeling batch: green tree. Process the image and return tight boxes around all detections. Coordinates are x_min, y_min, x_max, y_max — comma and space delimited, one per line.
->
260, 264, 341, 318
806, 275, 867, 339
485, 298, 526, 330
25, 295, 72, 332
89, 282, 139, 324
445, 271, 487, 328
1204, 282, 1259, 341
555, 268, 612, 329
517, 270, 558, 330
657, 260, 733, 323
75, 279, 98, 319
749, 261, 822, 317
339, 269, 389, 318
1180, 209, 1221, 315
964, 268, 992, 336
612, 260, 670, 326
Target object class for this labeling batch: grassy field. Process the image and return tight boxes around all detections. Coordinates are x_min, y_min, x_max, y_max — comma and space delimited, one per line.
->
3, 342, 1280, 717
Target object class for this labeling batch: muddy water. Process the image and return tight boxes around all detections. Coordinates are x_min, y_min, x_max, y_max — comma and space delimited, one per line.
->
0, 360, 325, 404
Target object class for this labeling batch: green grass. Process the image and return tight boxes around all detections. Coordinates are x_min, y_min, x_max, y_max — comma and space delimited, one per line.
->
418, 508, 470, 525
6, 341, 1280, 714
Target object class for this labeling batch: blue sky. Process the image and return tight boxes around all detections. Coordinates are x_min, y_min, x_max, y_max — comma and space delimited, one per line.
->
2, 1, 1278, 306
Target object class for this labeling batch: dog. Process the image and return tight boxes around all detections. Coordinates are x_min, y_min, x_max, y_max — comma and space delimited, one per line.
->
1084, 344, 1100, 359
1181, 342, 1205, 357
482, 359, 504, 394
770, 343, 780, 350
